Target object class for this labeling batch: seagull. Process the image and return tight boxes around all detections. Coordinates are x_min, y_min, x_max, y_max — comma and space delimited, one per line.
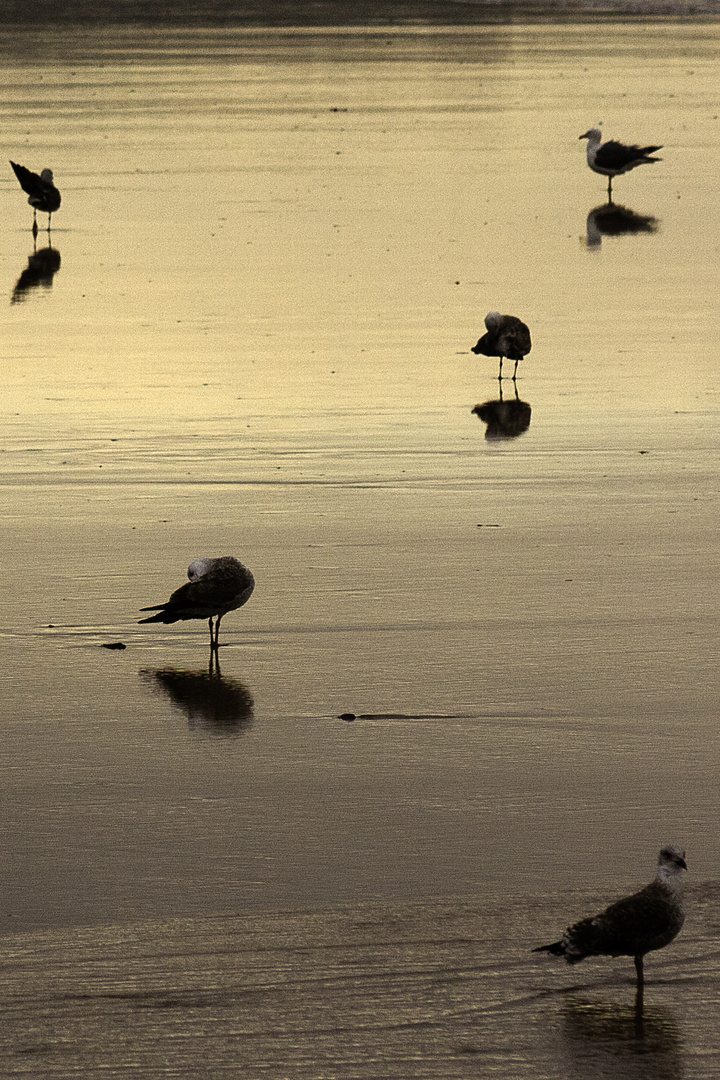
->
139, 557, 255, 652
10, 161, 62, 236
533, 846, 687, 999
471, 312, 532, 380
579, 129, 663, 200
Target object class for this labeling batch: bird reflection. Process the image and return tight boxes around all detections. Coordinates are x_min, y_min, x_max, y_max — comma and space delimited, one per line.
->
561, 996, 681, 1080
472, 383, 531, 440
140, 663, 254, 736
11, 242, 61, 303
585, 203, 658, 248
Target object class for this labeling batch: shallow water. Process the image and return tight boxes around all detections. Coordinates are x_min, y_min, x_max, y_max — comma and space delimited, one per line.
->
1, 890, 719, 1078
1, 18, 719, 1075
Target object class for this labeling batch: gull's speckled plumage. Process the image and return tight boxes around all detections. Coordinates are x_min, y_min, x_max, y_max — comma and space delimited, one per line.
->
472, 312, 532, 380
533, 846, 687, 995
139, 556, 255, 651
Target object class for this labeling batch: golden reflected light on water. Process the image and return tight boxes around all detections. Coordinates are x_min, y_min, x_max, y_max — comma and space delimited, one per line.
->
0, 21, 718, 937
1, 19, 720, 1078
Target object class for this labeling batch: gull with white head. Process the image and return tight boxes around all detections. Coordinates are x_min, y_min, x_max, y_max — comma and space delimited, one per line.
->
139, 556, 255, 653
533, 845, 687, 1001
579, 129, 663, 200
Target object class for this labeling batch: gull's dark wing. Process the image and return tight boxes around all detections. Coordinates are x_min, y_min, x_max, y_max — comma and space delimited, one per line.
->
139, 562, 254, 624
594, 140, 662, 170
10, 161, 42, 195
563, 881, 682, 960
10, 161, 61, 212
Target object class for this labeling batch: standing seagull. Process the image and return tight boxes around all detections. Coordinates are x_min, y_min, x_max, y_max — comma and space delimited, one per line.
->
472, 312, 532, 380
533, 846, 687, 1001
139, 556, 255, 653
579, 129, 663, 200
10, 161, 62, 236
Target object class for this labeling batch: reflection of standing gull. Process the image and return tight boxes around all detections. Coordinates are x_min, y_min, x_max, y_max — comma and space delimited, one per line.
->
139, 557, 255, 652
579, 129, 662, 200
561, 997, 682, 1079
471, 312, 531, 380
141, 667, 254, 734
533, 846, 686, 1000
10, 161, 62, 235
472, 383, 531, 439
585, 202, 658, 247
11, 243, 61, 303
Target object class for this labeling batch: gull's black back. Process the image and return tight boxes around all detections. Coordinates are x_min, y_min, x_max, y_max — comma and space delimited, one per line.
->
10, 161, 61, 212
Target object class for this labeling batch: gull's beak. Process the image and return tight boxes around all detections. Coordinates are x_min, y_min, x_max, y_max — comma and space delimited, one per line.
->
579, 131, 591, 139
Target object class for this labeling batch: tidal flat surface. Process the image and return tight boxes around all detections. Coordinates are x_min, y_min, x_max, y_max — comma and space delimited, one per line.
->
1, 20, 719, 1077
1, 891, 719, 1078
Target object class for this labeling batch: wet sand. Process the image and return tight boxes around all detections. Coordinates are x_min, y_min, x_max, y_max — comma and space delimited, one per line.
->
2, 888, 719, 1078
1, 16, 719, 1077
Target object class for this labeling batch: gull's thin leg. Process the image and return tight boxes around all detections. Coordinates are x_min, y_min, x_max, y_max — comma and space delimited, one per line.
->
498, 357, 503, 380
512, 359, 519, 380
32, 209, 38, 238
634, 982, 645, 1022
214, 615, 223, 651
607, 176, 613, 202
208, 616, 215, 650
47, 212, 52, 232
632, 956, 645, 1018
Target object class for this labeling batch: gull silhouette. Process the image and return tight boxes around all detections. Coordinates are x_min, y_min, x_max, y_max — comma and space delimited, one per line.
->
471, 312, 532, 380
579, 129, 662, 200
533, 846, 686, 1003
10, 161, 62, 235
140, 556, 255, 652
